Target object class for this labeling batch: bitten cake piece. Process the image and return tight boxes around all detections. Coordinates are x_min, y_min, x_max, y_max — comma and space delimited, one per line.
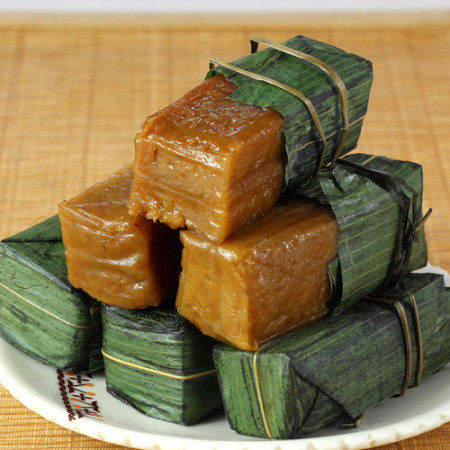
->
59, 165, 181, 309
176, 198, 338, 351
129, 75, 285, 243
0, 216, 102, 372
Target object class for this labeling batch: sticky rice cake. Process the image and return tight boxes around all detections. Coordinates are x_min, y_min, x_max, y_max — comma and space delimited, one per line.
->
59, 165, 181, 309
176, 198, 338, 351
129, 75, 285, 243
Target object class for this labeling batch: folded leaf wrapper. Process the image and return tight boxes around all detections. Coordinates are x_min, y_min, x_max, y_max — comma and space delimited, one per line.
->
303, 153, 428, 313
207, 35, 373, 190
214, 272, 450, 438
0, 216, 103, 372
102, 304, 222, 425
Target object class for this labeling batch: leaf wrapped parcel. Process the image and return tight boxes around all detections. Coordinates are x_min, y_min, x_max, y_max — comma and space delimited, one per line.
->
208, 35, 373, 190
0, 216, 103, 372
214, 272, 450, 439
302, 153, 428, 313
174, 153, 427, 351
102, 304, 222, 425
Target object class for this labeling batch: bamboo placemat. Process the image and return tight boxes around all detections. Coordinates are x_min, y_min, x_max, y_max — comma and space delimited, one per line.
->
0, 12, 449, 450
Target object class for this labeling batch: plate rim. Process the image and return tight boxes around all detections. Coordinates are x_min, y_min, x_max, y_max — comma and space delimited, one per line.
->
1, 264, 449, 450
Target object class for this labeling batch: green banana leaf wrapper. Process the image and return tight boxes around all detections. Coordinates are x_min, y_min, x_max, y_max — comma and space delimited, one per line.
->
207, 35, 373, 190
214, 272, 450, 439
0, 215, 103, 372
303, 153, 428, 313
102, 304, 222, 425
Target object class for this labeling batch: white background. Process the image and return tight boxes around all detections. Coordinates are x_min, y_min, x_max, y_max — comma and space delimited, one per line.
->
0, 0, 449, 12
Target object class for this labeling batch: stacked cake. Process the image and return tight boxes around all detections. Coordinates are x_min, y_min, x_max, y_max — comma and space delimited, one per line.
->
0, 35, 448, 437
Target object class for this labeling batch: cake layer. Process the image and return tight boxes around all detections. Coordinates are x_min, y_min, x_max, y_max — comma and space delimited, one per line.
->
176, 198, 338, 351
129, 75, 285, 243
59, 165, 181, 309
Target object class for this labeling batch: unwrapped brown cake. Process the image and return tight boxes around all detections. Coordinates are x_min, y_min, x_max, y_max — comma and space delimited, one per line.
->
129, 75, 285, 243
59, 164, 181, 309
176, 198, 338, 350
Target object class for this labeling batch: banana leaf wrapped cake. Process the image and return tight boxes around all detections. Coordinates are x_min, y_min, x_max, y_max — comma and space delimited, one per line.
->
59, 164, 181, 309
176, 154, 428, 350
209, 36, 373, 191
214, 272, 450, 438
0, 216, 103, 372
130, 35, 373, 242
102, 303, 221, 424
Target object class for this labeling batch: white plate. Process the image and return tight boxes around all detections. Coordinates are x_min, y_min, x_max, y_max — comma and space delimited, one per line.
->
1, 265, 449, 450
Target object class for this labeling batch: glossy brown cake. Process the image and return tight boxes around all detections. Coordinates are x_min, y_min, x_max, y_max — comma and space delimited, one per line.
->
128, 75, 285, 243
176, 198, 338, 350
59, 164, 181, 309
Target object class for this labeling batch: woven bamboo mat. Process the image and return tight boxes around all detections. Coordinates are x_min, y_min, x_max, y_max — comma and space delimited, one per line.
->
0, 12, 449, 449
